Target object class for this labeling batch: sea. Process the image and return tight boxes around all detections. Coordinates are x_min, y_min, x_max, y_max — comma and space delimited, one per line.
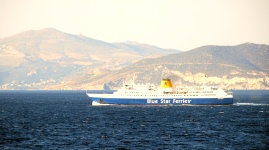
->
0, 90, 268, 150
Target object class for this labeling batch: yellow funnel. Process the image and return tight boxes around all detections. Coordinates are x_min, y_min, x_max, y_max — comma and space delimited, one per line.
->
160, 79, 173, 88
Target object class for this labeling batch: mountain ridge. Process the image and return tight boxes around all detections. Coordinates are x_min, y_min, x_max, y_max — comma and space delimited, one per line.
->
0, 28, 179, 89
0, 28, 179, 65
0, 28, 268, 90
67, 43, 268, 90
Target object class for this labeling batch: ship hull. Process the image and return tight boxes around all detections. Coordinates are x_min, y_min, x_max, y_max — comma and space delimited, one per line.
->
89, 96, 233, 106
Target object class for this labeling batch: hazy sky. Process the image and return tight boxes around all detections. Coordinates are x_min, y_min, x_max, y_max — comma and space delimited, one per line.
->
1, 0, 269, 50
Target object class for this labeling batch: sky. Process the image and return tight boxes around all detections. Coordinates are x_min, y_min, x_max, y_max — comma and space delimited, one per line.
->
1, 0, 269, 51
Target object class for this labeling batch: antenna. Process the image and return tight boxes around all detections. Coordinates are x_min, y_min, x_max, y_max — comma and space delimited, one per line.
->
132, 74, 135, 83
132, 74, 137, 84
202, 74, 207, 86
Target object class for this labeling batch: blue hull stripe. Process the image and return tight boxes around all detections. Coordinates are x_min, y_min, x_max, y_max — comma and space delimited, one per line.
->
92, 97, 233, 105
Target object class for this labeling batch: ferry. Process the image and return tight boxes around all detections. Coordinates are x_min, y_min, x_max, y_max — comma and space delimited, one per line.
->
86, 78, 233, 105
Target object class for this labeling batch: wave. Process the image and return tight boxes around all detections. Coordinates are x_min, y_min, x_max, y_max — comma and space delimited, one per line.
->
233, 102, 269, 106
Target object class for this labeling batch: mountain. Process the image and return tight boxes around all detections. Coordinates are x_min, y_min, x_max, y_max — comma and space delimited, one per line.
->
68, 43, 269, 90
1, 29, 268, 90
0, 28, 178, 66
0, 28, 179, 89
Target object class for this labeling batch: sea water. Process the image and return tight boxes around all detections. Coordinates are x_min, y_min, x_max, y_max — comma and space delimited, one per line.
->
0, 90, 268, 149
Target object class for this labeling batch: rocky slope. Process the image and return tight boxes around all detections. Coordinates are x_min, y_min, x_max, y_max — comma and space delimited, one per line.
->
68, 43, 269, 90
1, 28, 268, 90
0, 28, 178, 89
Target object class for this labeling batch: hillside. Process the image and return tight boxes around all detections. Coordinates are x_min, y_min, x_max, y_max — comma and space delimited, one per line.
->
0, 28, 178, 89
68, 43, 269, 90
131, 43, 269, 76
1, 29, 268, 90
0, 28, 178, 66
